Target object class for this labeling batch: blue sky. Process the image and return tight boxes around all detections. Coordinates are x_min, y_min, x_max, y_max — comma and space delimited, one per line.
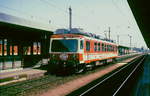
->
0, 0, 147, 48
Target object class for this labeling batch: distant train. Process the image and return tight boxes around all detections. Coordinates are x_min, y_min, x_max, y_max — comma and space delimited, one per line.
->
48, 28, 130, 74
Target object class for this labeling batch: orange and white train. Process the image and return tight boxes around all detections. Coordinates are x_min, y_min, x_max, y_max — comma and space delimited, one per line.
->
48, 29, 118, 74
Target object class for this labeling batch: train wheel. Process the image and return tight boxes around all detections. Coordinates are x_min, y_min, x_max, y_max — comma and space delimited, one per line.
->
75, 64, 86, 73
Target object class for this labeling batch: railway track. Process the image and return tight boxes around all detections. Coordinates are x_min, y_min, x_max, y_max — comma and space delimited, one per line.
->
68, 54, 146, 96
0, 75, 62, 96
0, 54, 144, 96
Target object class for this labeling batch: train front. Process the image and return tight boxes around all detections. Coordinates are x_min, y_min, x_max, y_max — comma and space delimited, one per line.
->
48, 34, 84, 74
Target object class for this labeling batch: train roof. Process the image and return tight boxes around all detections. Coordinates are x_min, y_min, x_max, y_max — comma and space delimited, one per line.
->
54, 28, 115, 43
51, 33, 117, 45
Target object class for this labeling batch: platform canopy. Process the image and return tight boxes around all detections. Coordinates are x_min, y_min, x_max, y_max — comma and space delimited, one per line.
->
0, 12, 53, 40
127, 0, 150, 48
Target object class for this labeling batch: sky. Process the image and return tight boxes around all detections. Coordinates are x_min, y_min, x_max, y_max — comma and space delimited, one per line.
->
0, 0, 148, 48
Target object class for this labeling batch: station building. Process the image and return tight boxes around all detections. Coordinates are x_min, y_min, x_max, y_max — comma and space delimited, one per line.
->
0, 13, 53, 71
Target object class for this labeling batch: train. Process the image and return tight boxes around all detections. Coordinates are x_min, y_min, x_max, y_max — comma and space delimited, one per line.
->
48, 28, 130, 74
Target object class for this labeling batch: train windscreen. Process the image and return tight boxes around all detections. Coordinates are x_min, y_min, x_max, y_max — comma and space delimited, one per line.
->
51, 39, 78, 52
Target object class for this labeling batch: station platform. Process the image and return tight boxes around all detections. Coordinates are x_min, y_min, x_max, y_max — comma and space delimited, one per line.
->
133, 54, 150, 96
0, 68, 46, 85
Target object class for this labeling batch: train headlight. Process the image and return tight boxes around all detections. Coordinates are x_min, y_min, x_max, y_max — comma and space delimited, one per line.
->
60, 53, 68, 61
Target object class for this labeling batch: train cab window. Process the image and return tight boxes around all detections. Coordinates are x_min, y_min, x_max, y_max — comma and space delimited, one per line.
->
51, 39, 78, 52
94, 42, 97, 51
98, 43, 100, 51
86, 41, 90, 51
80, 40, 83, 49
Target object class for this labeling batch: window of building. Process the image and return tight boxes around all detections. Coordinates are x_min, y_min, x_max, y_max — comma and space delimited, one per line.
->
10, 46, 13, 55
37, 42, 41, 54
0, 40, 2, 56
33, 42, 37, 55
33, 42, 41, 55
4, 39, 7, 56
27, 46, 31, 55
14, 46, 18, 55
86, 41, 90, 51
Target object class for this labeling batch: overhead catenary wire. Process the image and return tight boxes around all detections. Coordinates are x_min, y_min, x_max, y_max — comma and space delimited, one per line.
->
39, 0, 89, 30
0, 3, 61, 29
111, 0, 132, 27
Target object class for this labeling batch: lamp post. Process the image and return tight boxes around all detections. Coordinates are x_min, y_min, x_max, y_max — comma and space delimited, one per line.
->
104, 30, 107, 40
117, 35, 119, 45
104, 27, 111, 41
69, 6, 72, 32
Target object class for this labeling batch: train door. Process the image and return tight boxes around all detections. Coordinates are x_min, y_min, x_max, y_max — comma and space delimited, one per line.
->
79, 39, 84, 63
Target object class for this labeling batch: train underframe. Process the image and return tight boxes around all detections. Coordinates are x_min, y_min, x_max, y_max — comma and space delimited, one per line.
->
48, 58, 116, 75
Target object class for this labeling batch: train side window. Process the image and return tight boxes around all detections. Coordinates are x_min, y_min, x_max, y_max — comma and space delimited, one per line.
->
105, 44, 107, 52
109, 45, 111, 51
98, 43, 100, 51
112, 46, 114, 52
94, 42, 97, 51
114, 46, 116, 52
116, 46, 118, 52
107, 45, 110, 51
102, 43, 105, 51
86, 41, 90, 51
111, 45, 113, 52
80, 40, 83, 49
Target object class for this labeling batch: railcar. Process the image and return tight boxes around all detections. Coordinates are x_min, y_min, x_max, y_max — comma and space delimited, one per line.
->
48, 30, 118, 74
